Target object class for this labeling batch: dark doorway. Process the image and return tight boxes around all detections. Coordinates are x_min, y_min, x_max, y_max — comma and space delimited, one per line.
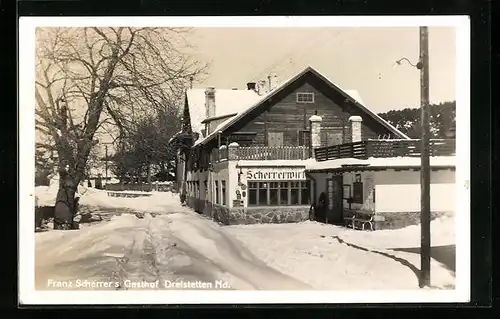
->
325, 175, 343, 224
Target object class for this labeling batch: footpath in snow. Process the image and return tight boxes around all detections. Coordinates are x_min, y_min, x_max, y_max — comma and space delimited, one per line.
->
35, 186, 456, 291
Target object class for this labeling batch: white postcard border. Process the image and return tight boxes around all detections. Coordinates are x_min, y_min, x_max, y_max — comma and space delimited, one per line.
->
19, 15, 471, 305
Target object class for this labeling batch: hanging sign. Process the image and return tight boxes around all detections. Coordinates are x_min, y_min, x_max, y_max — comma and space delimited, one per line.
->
233, 200, 243, 207
246, 168, 306, 181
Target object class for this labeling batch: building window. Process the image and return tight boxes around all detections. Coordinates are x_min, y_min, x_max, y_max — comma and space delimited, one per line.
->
279, 182, 289, 205
298, 130, 310, 147
221, 181, 227, 205
204, 180, 208, 199
269, 182, 279, 205
296, 92, 315, 103
300, 181, 310, 205
258, 182, 268, 205
290, 181, 300, 205
247, 181, 310, 206
267, 132, 284, 147
215, 181, 219, 204
248, 182, 258, 206
353, 181, 363, 204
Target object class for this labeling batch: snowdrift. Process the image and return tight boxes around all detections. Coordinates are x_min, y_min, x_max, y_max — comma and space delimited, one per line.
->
35, 186, 182, 213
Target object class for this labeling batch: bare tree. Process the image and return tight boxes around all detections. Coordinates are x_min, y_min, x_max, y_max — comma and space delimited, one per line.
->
35, 27, 207, 229
111, 107, 182, 185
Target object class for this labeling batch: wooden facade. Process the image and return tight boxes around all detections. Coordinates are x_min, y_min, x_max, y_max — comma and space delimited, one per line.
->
182, 68, 407, 172
223, 73, 397, 148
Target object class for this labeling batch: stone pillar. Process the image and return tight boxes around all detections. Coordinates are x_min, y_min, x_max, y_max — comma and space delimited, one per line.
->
219, 145, 227, 161
228, 142, 240, 160
348, 115, 363, 143
309, 114, 323, 159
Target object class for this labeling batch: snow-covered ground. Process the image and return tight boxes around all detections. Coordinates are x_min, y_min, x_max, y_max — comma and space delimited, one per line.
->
34, 187, 455, 291
36, 185, 179, 213
226, 218, 455, 290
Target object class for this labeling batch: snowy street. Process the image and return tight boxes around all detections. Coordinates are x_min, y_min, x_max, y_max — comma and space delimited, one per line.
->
35, 187, 456, 291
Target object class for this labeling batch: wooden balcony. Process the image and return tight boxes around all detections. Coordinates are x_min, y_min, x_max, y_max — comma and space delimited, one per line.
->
213, 146, 310, 162
314, 139, 456, 162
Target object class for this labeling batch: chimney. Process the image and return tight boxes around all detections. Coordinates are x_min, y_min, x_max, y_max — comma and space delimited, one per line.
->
309, 112, 323, 159
348, 116, 363, 143
205, 87, 216, 119
246, 82, 256, 91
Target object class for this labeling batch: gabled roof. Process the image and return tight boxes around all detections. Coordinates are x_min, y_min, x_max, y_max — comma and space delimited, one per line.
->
185, 88, 262, 138
194, 66, 410, 146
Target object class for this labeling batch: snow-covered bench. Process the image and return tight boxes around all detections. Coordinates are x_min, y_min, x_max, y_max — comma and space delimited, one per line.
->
344, 213, 374, 231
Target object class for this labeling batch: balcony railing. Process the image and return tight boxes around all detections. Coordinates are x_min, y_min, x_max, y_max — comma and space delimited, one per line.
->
212, 146, 310, 162
314, 139, 456, 162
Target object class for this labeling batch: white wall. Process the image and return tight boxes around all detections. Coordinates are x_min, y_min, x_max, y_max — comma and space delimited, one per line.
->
210, 162, 230, 206
374, 169, 455, 213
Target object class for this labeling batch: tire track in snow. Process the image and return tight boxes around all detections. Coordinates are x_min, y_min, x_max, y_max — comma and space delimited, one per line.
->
117, 214, 177, 290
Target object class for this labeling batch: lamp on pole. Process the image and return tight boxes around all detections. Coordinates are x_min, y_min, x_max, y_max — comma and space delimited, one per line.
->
393, 26, 431, 288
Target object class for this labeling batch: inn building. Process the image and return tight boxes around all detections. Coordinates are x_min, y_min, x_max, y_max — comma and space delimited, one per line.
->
170, 66, 456, 229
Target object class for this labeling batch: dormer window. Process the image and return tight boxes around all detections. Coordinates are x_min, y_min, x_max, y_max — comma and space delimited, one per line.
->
296, 92, 315, 103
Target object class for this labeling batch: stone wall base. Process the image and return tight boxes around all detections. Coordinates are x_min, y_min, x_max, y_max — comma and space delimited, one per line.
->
217, 206, 310, 225
342, 209, 453, 230
187, 198, 310, 225
186, 196, 205, 214
377, 211, 453, 230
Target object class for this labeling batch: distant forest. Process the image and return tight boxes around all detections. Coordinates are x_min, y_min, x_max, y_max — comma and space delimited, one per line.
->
378, 101, 456, 139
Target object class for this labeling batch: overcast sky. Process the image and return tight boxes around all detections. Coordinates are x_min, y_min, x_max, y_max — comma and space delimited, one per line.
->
187, 27, 456, 113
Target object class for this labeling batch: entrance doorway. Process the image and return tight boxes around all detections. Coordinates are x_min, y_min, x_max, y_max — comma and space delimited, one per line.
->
326, 175, 343, 224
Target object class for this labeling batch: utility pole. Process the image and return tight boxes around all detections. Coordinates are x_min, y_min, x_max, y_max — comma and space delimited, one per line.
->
105, 144, 109, 182
419, 26, 431, 288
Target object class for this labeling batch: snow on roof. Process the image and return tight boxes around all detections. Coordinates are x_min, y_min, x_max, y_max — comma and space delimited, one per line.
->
305, 156, 456, 171
186, 88, 261, 137
194, 66, 409, 147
